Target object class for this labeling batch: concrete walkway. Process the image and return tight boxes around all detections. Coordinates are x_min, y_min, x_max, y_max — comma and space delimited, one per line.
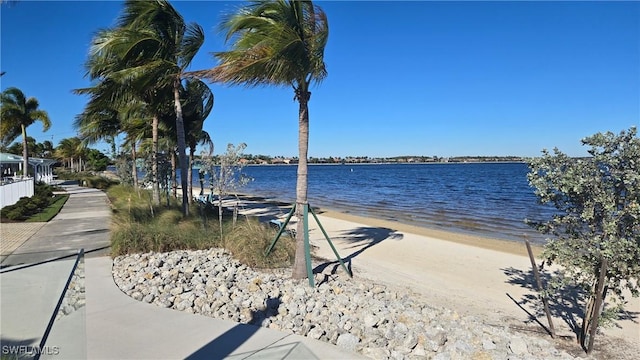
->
1, 183, 111, 267
0, 183, 366, 359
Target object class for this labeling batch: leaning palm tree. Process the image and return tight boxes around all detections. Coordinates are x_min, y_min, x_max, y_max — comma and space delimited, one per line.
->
183, 79, 214, 201
81, 24, 169, 205
74, 93, 151, 188
194, 0, 328, 279
111, 0, 206, 217
0, 87, 51, 177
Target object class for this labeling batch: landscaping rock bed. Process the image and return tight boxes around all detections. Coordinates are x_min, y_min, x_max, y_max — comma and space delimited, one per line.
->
112, 248, 576, 359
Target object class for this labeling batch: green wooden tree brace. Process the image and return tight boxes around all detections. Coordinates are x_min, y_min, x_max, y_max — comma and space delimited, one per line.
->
264, 203, 351, 287
303, 204, 314, 287
308, 206, 352, 277
264, 204, 296, 256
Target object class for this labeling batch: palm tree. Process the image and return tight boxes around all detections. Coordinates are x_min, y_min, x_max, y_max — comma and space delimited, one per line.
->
0, 87, 51, 177
194, 0, 328, 279
84, 0, 206, 216
81, 26, 166, 205
56, 137, 85, 172
74, 93, 151, 188
40, 140, 55, 158
183, 79, 214, 201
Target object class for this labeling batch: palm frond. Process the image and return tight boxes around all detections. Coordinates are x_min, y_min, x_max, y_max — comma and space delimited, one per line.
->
193, 0, 327, 90
179, 23, 205, 70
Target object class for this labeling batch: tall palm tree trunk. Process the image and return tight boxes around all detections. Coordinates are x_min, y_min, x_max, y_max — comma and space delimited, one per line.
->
174, 79, 190, 216
188, 148, 195, 204
132, 143, 139, 188
152, 115, 160, 205
292, 90, 311, 279
21, 124, 29, 177
171, 150, 177, 198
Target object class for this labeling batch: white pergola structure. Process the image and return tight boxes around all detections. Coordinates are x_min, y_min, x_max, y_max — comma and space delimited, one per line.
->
30, 157, 58, 183
0, 152, 57, 184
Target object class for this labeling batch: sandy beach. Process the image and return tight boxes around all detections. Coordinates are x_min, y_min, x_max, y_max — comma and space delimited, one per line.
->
188, 190, 640, 355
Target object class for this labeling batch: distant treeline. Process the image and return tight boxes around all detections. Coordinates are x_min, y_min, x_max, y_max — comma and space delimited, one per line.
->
202, 154, 529, 165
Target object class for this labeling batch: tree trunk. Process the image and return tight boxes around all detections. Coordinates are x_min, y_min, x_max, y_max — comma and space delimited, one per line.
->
188, 147, 195, 204
152, 115, 160, 205
21, 124, 28, 177
174, 78, 190, 217
582, 259, 609, 354
132, 142, 139, 188
292, 89, 311, 279
171, 150, 177, 198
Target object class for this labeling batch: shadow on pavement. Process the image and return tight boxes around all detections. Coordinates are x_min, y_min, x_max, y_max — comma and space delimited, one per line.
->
1, 246, 109, 271
186, 296, 284, 359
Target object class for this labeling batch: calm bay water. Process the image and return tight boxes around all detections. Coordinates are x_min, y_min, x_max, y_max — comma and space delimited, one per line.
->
121, 162, 551, 243
219, 162, 554, 244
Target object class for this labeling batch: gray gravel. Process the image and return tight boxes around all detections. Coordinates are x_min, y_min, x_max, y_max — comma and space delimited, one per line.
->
112, 248, 577, 359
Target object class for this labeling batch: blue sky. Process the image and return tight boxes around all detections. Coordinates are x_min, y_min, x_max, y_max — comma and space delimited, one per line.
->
1, 1, 638, 158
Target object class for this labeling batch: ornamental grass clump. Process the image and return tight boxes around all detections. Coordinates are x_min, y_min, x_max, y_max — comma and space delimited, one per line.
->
107, 185, 295, 269
224, 217, 295, 269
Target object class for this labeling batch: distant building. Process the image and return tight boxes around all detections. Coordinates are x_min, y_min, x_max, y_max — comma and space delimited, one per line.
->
0, 152, 57, 184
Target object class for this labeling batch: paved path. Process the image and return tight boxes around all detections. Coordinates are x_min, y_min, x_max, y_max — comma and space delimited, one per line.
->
0, 222, 47, 259
1, 183, 111, 267
0, 183, 365, 360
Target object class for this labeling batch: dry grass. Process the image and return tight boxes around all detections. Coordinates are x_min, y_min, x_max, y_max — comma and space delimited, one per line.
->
107, 185, 294, 268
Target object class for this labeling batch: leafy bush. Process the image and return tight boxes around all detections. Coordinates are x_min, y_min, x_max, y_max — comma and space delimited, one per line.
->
1, 182, 61, 221
80, 175, 118, 190
26, 194, 69, 222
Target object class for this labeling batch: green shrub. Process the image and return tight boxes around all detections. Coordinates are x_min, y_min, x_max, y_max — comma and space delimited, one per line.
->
34, 182, 53, 197
27, 194, 69, 222
1, 183, 62, 221
81, 176, 117, 190
4, 208, 25, 221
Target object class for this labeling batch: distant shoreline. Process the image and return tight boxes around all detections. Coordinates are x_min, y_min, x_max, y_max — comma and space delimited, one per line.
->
243, 160, 528, 166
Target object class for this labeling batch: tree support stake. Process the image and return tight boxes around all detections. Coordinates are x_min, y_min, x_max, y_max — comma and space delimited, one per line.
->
265, 203, 351, 287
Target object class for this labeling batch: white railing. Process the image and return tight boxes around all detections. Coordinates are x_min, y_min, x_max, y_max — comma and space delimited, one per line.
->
0, 178, 35, 209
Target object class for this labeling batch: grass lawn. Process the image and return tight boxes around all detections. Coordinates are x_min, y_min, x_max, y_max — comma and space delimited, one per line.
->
26, 194, 69, 222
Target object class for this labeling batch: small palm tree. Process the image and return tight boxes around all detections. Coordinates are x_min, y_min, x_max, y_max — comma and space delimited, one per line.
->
194, 0, 328, 279
1, 87, 51, 177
